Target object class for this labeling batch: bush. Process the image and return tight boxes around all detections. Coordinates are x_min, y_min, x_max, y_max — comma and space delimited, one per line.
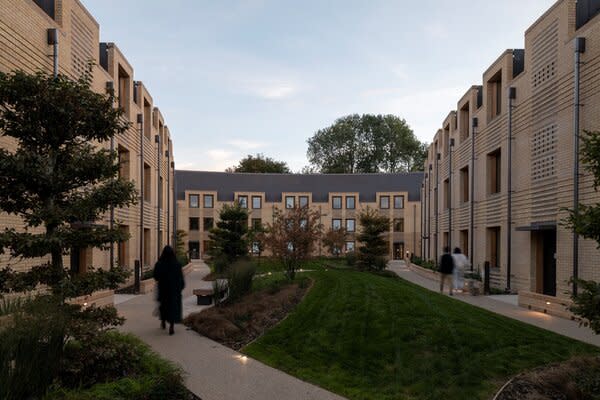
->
412, 257, 436, 271
569, 279, 600, 334
212, 255, 229, 275
345, 251, 356, 266
226, 261, 256, 303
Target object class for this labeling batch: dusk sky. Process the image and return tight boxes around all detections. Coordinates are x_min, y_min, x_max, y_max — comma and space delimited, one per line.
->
84, 0, 556, 172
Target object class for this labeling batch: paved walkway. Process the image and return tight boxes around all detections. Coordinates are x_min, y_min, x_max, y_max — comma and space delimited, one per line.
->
387, 260, 600, 347
116, 260, 346, 400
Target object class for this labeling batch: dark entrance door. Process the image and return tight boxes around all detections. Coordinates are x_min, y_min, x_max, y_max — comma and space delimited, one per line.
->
393, 242, 404, 260
189, 241, 200, 259
542, 230, 556, 296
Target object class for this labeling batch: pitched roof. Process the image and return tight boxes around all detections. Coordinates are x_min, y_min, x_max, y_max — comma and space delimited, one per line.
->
174, 170, 423, 203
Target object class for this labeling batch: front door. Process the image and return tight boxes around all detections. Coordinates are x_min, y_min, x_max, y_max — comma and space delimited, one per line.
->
542, 230, 556, 296
189, 241, 200, 259
393, 242, 404, 260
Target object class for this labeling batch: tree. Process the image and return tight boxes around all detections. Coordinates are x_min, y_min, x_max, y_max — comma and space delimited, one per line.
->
208, 202, 249, 272
227, 153, 290, 173
264, 206, 322, 280
174, 229, 189, 266
0, 69, 136, 396
356, 207, 390, 270
322, 227, 347, 257
307, 114, 427, 173
565, 130, 600, 333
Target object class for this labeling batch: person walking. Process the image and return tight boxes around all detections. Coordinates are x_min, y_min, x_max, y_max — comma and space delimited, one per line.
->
439, 246, 455, 295
451, 247, 470, 293
153, 245, 185, 335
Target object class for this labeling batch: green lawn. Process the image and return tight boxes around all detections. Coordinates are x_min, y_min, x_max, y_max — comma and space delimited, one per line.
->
243, 269, 598, 400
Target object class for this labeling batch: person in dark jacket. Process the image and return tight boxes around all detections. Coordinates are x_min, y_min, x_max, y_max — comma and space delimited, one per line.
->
439, 246, 455, 296
153, 245, 185, 335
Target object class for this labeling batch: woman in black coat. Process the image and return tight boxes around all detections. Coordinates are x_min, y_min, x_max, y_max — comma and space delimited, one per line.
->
153, 245, 185, 335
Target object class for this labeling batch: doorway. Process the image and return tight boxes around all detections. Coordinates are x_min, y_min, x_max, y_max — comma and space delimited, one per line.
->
393, 242, 404, 260
189, 241, 200, 259
540, 230, 556, 296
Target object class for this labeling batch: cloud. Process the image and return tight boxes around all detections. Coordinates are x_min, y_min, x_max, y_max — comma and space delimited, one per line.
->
243, 81, 298, 99
226, 139, 266, 150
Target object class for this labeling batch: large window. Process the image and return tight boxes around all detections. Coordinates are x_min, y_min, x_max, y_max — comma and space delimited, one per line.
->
332, 219, 342, 230
238, 195, 248, 209
380, 196, 390, 209
203, 217, 214, 231
346, 219, 355, 232
487, 227, 501, 268
252, 196, 262, 209
576, 0, 600, 29
460, 166, 469, 203
487, 149, 501, 195
459, 101, 470, 142
143, 163, 151, 202
299, 196, 309, 208
285, 196, 295, 209
394, 195, 404, 209
346, 241, 355, 252
189, 194, 199, 208
346, 196, 356, 209
34, 0, 55, 19
487, 70, 502, 120
203, 194, 214, 208
117, 145, 130, 180
393, 218, 404, 232
332, 196, 342, 209
252, 218, 262, 230
189, 217, 199, 231
443, 179, 450, 210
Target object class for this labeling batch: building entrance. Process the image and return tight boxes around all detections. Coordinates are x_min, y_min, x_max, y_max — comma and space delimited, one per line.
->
541, 230, 557, 296
393, 242, 404, 260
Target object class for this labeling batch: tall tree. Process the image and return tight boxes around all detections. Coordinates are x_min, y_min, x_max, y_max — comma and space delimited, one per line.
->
227, 153, 290, 173
565, 130, 600, 333
322, 227, 347, 257
208, 202, 249, 271
306, 114, 427, 173
356, 207, 390, 270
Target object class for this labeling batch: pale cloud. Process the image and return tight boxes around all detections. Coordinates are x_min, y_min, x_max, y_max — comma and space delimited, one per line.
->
243, 81, 298, 99
423, 22, 448, 39
227, 139, 266, 150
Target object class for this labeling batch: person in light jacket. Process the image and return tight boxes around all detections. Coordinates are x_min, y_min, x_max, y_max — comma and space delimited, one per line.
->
451, 247, 470, 293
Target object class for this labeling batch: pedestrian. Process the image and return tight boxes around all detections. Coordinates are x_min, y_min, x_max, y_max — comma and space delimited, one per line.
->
439, 246, 455, 295
451, 247, 470, 293
153, 245, 185, 335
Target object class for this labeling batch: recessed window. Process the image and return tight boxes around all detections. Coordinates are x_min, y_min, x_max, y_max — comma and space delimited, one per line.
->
34, 0, 55, 19
332, 196, 342, 209
487, 227, 501, 268
394, 195, 404, 209
346, 196, 356, 209
299, 196, 309, 208
487, 70, 502, 120
459, 102, 470, 142
379, 196, 390, 209
117, 145, 130, 181
487, 149, 501, 195
203, 194, 214, 208
252, 218, 262, 230
393, 218, 404, 232
189, 217, 199, 231
143, 99, 152, 140
443, 179, 450, 210
252, 196, 262, 209
285, 196, 295, 209
346, 219, 355, 232
346, 241, 355, 252
460, 166, 469, 203
143, 163, 151, 202
189, 194, 199, 208
332, 219, 342, 230
238, 195, 248, 209
203, 217, 214, 231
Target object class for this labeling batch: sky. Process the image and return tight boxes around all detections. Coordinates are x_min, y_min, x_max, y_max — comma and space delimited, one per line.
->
84, 0, 556, 172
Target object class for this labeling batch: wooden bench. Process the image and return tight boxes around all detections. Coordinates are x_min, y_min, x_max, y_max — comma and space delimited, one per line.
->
193, 289, 214, 305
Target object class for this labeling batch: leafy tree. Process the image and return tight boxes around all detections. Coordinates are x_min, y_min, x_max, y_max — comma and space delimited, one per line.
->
227, 153, 290, 173
0, 70, 136, 396
174, 229, 189, 266
306, 114, 427, 173
264, 206, 322, 280
356, 207, 390, 270
208, 202, 249, 272
322, 227, 347, 257
565, 130, 600, 333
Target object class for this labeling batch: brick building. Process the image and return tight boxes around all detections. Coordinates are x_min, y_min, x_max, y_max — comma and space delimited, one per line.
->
0, 0, 175, 276
421, 0, 600, 313
175, 171, 422, 260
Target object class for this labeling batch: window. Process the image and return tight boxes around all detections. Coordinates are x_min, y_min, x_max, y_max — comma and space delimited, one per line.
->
203, 194, 214, 208
189, 241, 200, 259
203, 218, 214, 231
252, 218, 262, 230
252, 196, 262, 209
203, 240, 212, 254
577, 0, 600, 29
34, 0, 55, 19
443, 125, 450, 156
143, 99, 152, 140
346, 219, 355, 232
300, 219, 308, 229
143, 163, 151, 202
332, 196, 342, 209
459, 102, 470, 142
460, 229, 469, 257
143, 228, 151, 266
117, 225, 129, 268
118, 65, 130, 117
487, 149, 501, 194
332, 219, 342, 230
380, 196, 390, 209
189, 194, 199, 208
238, 195, 248, 209
460, 166, 469, 203
346, 241, 355, 252
252, 242, 260, 255
346, 196, 356, 209
285, 196, 295, 209
488, 227, 501, 268
394, 195, 404, 209
117, 145, 130, 180
299, 196, 309, 208
393, 218, 404, 232
487, 70, 502, 120
158, 177, 163, 209
189, 217, 199, 231
443, 179, 450, 210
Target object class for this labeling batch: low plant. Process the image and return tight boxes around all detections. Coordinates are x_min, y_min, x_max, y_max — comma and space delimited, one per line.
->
345, 251, 356, 267
412, 257, 436, 271
226, 261, 256, 303
569, 278, 600, 334
0, 295, 29, 316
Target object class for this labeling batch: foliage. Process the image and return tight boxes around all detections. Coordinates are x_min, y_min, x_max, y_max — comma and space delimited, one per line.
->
411, 257, 436, 271
564, 130, 600, 333
244, 269, 597, 400
247, 221, 266, 257
227, 153, 290, 173
0, 295, 29, 316
226, 260, 256, 303
322, 227, 347, 257
306, 114, 427, 173
263, 206, 322, 280
345, 251, 356, 266
208, 202, 249, 270
356, 207, 389, 270
174, 229, 189, 266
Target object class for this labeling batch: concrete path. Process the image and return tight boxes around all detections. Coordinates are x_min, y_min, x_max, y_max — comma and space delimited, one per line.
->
387, 260, 600, 347
116, 260, 346, 400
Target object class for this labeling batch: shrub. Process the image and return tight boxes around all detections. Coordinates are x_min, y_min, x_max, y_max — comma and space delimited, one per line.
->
212, 255, 229, 275
345, 251, 356, 266
226, 261, 256, 303
569, 279, 600, 334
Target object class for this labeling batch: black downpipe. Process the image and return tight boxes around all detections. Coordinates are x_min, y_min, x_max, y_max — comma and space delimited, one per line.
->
428, 164, 432, 260
107, 81, 115, 269
507, 87, 516, 291
448, 139, 454, 250
138, 113, 144, 274
421, 183, 424, 260
435, 153, 440, 263
47, 29, 58, 78
470, 117, 477, 270
156, 133, 161, 255
166, 143, 171, 246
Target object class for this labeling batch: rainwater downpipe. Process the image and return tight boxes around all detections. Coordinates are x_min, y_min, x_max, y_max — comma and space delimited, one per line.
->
573, 37, 585, 296
428, 164, 432, 260
470, 117, 477, 270
156, 133, 161, 254
448, 139, 454, 250
138, 113, 144, 273
420, 182, 424, 260
107, 81, 115, 268
47, 29, 58, 78
507, 87, 516, 292
166, 144, 171, 246
435, 153, 440, 263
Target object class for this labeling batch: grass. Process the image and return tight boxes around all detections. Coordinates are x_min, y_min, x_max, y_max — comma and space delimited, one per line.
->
243, 269, 598, 400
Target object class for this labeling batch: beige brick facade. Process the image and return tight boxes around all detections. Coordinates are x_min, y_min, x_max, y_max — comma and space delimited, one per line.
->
422, 0, 600, 303
0, 0, 175, 276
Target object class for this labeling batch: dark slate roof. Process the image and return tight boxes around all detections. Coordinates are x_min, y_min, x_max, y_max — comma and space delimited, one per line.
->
175, 171, 423, 203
